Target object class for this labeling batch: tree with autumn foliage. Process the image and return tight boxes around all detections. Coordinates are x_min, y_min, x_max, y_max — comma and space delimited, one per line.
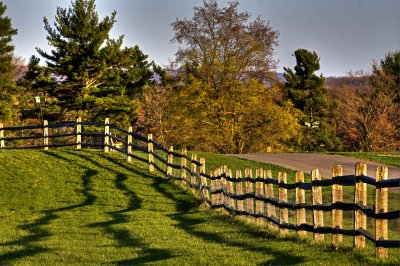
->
165, 0, 301, 153
334, 51, 400, 151
165, 77, 301, 153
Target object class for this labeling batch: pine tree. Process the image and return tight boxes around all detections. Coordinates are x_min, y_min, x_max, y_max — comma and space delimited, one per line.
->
370, 50, 400, 103
0, 1, 18, 121
18, 56, 59, 121
36, 0, 153, 125
284, 48, 340, 151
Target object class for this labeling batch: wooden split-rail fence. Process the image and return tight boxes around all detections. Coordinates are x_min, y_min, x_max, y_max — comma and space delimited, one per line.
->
0, 118, 399, 259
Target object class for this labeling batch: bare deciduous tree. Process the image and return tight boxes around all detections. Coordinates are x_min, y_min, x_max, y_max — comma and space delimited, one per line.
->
335, 85, 400, 151
136, 84, 173, 146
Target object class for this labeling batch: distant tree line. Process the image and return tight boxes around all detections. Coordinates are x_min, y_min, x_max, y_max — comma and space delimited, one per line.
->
1, 0, 399, 152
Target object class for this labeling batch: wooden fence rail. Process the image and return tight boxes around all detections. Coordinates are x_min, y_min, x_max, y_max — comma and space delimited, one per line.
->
0, 118, 399, 259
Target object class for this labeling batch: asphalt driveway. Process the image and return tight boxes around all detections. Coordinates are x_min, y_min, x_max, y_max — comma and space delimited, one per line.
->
231, 153, 400, 179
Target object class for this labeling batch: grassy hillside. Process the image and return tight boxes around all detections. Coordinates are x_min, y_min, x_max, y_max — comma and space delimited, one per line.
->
0, 149, 397, 265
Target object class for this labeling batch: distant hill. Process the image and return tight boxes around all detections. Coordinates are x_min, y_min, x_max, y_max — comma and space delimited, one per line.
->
325, 75, 371, 90
155, 71, 372, 91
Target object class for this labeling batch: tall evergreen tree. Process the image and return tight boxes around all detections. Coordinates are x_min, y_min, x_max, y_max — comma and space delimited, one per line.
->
370, 50, 400, 103
36, 0, 153, 125
284, 48, 340, 151
0, 1, 18, 121
18, 56, 59, 121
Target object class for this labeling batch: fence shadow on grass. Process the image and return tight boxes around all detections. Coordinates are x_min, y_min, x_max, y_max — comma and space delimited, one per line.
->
150, 178, 201, 213
87, 172, 175, 265
0, 152, 99, 264
170, 211, 306, 265
152, 178, 306, 264
50, 151, 177, 264
0, 213, 53, 263
65, 152, 176, 265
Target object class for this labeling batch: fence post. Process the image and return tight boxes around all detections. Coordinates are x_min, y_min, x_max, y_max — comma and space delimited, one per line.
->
279, 172, 288, 236
312, 169, 324, 241
0, 123, 4, 149
235, 170, 244, 215
180, 148, 187, 186
217, 168, 224, 210
265, 169, 276, 229
355, 162, 367, 249
220, 167, 227, 212
296, 171, 306, 237
190, 154, 197, 188
43, 120, 49, 150
147, 134, 154, 173
167, 146, 173, 177
127, 126, 132, 162
210, 170, 216, 206
76, 117, 82, 150
255, 169, 265, 226
199, 158, 207, 202
332, 165, 343, 247
210, 170, 217, 207
375, 166, 388, 259
104, 118, 110, 153
245, 168, 254, 222
226, 168, 234, 212
211, 168, 222, 209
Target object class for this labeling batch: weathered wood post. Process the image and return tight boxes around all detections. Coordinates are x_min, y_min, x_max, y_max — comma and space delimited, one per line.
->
260, 170, 268, 226
0, 123, 4, 149
220, 167, 227, 212
43, 120, 49, 150
279, 172, 288, 236
222, 167, 229, 213
210, 170, 216, 206
332, 165, 343, 247
211, 168, 222, 209
104, 118, 110, 153
255, 169, 265, 225
190, 154, 197, 188
226, 168, 235, 212
76, 117, 82, 150
199, 158, 207, 202
235, 170, 244, 214
167, 146, 174, 177
355, 162, 367, 249
181, 148, 187, 186
245, 168, 255, 222
147, 134, 154, 173
312, 169, 324, 241
296, 171, 306, 237
265, 169, 276, 229
375, 166, 388, 259
127, 126, 132, 162
218, 168, 224, 210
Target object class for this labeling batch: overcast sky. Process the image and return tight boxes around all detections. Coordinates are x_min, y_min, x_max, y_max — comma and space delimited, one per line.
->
4, 0, 400, 77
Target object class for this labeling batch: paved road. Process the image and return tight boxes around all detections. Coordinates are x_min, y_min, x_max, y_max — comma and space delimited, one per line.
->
231, 153, 400, 179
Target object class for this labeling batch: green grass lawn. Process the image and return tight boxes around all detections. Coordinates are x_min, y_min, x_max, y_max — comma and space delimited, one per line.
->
0, 149, 398, 265
332, 152, 400, 167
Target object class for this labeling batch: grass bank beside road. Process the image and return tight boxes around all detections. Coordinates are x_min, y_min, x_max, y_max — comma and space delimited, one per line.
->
333, 152, 400, 167
0, 150, 398, 265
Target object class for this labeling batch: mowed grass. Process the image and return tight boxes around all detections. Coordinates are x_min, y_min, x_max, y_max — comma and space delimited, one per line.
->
167, 150, 400, 262
333, 152, 400, 167
0, 149, 398, 265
